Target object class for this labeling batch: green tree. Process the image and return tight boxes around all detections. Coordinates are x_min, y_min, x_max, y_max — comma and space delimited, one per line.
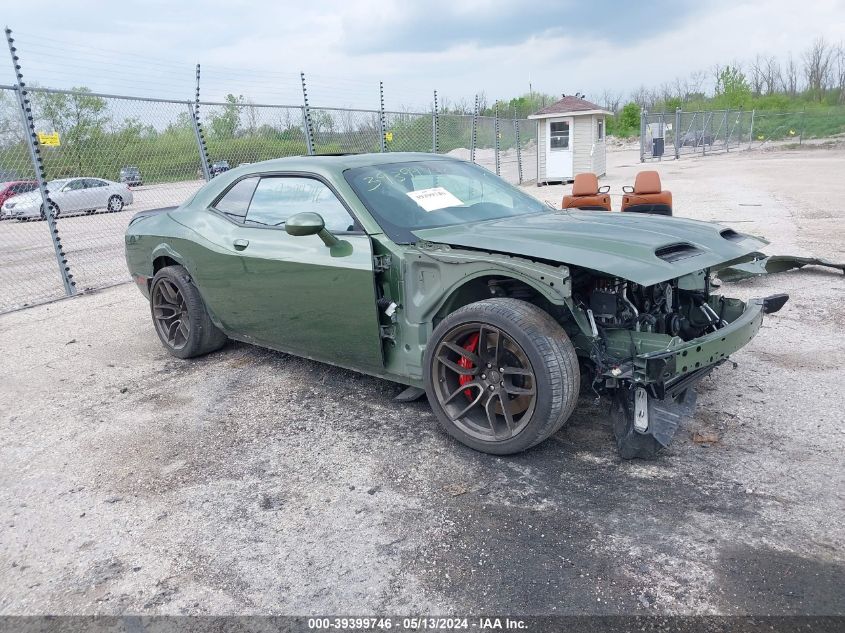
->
32, 87, 109, 174
714, 65, 751, 108
619, 102, 641, 129
663, 96, 683, 112
209, 93, 243, 139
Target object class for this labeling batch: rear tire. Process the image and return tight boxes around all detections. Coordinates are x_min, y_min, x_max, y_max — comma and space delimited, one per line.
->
149, 265, 227, 359
424, 298, 580, 455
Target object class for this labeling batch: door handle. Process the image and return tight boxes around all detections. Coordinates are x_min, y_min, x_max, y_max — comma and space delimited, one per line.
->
233, 238, 249, 251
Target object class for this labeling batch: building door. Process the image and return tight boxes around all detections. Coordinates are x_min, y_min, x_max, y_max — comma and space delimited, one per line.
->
547, 118, 573, 179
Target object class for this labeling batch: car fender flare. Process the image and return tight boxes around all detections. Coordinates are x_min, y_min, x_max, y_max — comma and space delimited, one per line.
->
151, 243, 186, 275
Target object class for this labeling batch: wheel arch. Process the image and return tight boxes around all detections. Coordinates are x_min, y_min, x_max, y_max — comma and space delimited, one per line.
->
434, 274, 555, 321
151, 243, 186, 275
430, 273, 590, 340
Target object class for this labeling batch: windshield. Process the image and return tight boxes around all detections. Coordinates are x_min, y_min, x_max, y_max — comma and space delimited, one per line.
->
344, 159, 548, 243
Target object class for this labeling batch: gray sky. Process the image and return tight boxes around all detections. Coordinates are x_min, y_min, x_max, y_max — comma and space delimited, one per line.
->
3, 0, 844, 109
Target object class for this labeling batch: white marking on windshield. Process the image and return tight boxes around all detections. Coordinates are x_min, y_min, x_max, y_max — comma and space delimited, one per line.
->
406, 187, 464, 212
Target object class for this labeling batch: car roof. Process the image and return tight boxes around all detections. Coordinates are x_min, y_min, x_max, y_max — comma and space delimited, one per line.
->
233, 152, 454, 174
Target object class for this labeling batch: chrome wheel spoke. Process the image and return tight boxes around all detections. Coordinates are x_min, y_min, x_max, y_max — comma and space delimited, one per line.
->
503, 381, 535, 396
497, 392, 515, 433
443, 380, 481, 405
435, 353, 478, 376
502, 366, 532, 376
478, 325, 501, 365
441, 341, 481, 366
449, 388, 485, 421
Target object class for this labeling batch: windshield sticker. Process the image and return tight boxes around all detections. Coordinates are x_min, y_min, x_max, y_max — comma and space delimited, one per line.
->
406, 187, 464, 212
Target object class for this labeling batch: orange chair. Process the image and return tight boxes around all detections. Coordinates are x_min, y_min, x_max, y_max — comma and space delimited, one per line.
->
561, 173, 611, 211
620, 171, 672, 216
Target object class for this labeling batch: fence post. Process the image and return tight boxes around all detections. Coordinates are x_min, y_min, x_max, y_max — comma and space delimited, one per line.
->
799, 106, 806, 145
724, 109, 729, 152
4, 28, 75, 297
470, 94, 478, 163
674, 108, 681, 159
378, 81, 387, 153
749, 109, 755, 148
432, 90, 439, 153
494, 102, 501, 176
514, 119, 523, 184
639, 109, 646, 162
300, 72, 315, 155
191, 64, 211, 181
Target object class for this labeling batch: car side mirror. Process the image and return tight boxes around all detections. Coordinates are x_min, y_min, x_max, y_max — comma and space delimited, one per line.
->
285, 212, 339, 247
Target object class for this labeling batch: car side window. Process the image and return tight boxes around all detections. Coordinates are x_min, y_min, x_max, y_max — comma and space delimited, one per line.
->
245, 177, 356, 233
214, 176, 259, 222
84, 179, 107, 188
65, 180, 86, 191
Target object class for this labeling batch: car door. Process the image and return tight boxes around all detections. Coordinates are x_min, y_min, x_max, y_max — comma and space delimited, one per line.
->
82, 179, 110, 209
183, 174, 384, 372
57, 178, 89, 212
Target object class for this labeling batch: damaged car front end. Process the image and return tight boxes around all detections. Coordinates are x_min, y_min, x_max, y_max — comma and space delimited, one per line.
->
576, 270, 787, 457
411, 207, 790, 458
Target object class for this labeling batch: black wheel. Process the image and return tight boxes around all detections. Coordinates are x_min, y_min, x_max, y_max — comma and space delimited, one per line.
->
39, 202, 60, 220
424, 298, 580, 455
107, 195, 124, 212
150, 265, 227, 359
611, 388, 663, 460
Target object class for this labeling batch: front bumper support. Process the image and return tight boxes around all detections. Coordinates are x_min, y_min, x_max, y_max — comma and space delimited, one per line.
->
633, 296, 769, 386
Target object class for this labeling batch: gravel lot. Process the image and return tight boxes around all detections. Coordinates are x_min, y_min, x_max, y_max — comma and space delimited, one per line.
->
0, 146, 843, 616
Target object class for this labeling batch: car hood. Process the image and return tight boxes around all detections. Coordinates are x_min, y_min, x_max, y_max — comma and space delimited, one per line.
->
411, 210, 768, 286
4, 189, 43, 205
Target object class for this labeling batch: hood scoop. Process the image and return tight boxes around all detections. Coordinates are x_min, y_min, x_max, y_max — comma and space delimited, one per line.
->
654, 242, 703, 263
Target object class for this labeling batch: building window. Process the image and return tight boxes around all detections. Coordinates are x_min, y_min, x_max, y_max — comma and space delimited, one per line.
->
597, 118, 605, 141
550, 121, 570, 150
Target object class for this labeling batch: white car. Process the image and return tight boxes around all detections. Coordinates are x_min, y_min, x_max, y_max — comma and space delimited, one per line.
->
1, 177, 134, 220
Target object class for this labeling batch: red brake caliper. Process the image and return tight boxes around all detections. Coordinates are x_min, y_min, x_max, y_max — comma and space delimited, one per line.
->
458, 333, 480, 399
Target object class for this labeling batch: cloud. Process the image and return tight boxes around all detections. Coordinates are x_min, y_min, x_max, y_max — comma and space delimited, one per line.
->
2, 0, 844, 111
339, 0, 697, 54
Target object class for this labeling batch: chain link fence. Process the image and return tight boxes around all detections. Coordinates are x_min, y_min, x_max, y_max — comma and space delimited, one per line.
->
0, 85, 537, 313
640, 107, 845, 161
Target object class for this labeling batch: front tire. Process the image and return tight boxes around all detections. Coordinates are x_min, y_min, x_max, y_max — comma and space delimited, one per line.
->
39, 202, 60, 220
107, 195, 124, 212
150, 265, 227, 359
424, 298, 580, 455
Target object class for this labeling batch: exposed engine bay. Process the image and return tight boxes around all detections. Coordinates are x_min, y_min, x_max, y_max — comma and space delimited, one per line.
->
578, 272, 727, 342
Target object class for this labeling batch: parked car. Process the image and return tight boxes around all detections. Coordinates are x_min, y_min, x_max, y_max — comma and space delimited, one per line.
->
680, 131, 715, 147
0, 181, 38, 217
125, 153, 787, 459
210, 160, 230, 178
119, 166, 143, 187
2, 177, 133, 220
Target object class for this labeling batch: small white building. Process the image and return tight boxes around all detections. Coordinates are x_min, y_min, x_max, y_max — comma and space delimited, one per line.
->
528, 95, 612, 184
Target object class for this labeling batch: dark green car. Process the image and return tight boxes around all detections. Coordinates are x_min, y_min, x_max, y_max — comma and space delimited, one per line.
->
125, 153, 786, 458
